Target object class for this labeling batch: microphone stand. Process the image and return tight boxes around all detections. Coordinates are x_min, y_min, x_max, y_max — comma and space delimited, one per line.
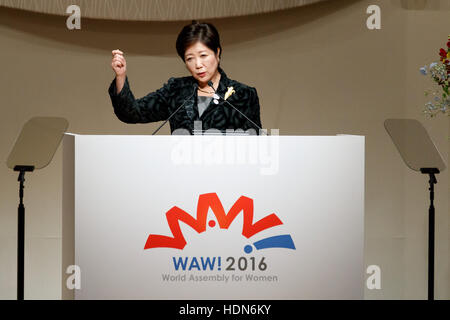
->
420, 167, 439, 300
14, 165, 35, 300
208, 81, 267, 135
152, 84, 197, 135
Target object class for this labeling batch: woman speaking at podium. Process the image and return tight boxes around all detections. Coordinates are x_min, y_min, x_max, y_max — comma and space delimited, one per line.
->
108, 21, 262, 135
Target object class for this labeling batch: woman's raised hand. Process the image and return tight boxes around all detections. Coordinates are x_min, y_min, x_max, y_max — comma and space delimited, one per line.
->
111, 49, 127, 78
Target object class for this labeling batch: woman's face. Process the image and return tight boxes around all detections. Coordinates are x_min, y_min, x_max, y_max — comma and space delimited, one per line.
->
184, 41, 220, 85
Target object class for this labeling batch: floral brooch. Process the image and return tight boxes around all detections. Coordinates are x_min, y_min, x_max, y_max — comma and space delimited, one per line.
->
224, 86, 236, 100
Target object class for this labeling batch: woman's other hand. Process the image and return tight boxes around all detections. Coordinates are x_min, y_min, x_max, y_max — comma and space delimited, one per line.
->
111, 49, 127, 94
111, 49, 127, 78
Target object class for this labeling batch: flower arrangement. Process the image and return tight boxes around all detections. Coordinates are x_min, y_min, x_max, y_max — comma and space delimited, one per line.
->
420, 35, 450, 117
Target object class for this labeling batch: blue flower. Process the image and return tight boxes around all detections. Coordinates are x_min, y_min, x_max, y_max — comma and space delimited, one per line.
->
426, 102, 435, 110
429, 62, 438, 69
420, 66, 427, 75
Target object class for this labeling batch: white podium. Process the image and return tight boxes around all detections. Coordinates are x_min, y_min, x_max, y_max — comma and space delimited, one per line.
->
62, 134, 365, 300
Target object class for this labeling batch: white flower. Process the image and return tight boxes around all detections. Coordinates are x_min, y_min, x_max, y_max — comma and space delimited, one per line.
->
224, 86, 235, 100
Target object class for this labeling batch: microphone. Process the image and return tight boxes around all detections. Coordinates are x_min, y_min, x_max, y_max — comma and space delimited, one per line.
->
152, 83, 198, 135
208, 81, 266, 135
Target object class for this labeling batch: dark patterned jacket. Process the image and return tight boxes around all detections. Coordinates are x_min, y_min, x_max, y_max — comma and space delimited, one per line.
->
108, 68, 262, 134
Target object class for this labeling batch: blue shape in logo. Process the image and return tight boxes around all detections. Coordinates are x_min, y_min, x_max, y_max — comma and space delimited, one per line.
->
243, 234, 296, 254
244, 245, 253, 254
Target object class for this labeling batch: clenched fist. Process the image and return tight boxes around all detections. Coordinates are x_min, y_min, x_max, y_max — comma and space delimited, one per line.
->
111, 49, 127, 78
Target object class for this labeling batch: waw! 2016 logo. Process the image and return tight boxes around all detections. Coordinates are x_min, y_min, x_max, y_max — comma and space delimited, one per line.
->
144, 193, 295, 253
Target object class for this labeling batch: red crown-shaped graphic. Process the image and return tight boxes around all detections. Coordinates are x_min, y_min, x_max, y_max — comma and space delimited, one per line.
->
144, 193, 283, 250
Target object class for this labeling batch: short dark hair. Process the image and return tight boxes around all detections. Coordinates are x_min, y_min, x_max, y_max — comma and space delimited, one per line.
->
176, 21, 222, 61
